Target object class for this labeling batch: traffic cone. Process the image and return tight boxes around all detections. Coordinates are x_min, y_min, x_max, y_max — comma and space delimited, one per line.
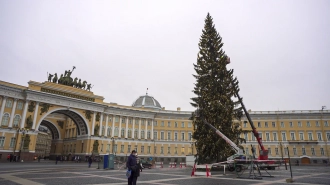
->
191, 163, 196, 176
206, 164, 210, 177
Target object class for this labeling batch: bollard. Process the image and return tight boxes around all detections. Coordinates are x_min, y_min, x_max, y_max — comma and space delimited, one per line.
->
223, 164, 226, 175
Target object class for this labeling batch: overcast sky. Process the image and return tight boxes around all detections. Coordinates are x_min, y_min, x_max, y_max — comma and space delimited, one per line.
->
0, 0, 329, 112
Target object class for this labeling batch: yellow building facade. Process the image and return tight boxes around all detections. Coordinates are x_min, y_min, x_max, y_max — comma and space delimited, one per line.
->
0, 79, 329, 164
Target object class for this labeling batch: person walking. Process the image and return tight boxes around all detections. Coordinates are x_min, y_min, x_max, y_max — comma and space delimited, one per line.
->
136, 154, 142, 172
55, 155, 59, 164
88, 156, 93, 168
126, 150, 141, 185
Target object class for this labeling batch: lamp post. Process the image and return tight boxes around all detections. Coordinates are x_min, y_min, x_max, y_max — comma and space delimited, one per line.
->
18, 128, 29, 162
190, 142, 194, 155
321, 106, 329, 164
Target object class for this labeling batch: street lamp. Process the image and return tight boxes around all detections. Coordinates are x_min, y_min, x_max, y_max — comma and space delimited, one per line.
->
321, 106, 329, 164
190, 142, 194, 155
18, 128, 29, 162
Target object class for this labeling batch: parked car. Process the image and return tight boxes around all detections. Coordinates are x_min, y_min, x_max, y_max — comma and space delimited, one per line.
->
140, 160, 152, 169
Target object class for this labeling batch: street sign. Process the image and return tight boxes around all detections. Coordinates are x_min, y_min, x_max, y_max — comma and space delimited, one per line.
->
149, 157, 153, 161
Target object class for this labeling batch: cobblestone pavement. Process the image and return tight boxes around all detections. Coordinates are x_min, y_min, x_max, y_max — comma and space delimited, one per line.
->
0, 161, 329, 185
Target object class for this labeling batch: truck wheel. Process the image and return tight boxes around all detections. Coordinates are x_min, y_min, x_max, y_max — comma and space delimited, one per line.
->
228, 166, 235, 172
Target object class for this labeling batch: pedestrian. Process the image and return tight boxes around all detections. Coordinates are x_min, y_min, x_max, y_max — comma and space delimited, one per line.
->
126, 150, 141, 185
10, 154, 13, 162
56, 155, 59, 164
88, 156, 93, 168
136, 154, 143, 172
7, 154, 10, 161
38, 156, 41, 162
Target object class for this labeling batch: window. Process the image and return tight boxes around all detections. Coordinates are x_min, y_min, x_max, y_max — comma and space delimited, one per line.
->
1, 137, 6, 147
121, 129, 125, 137
135, 119, 139, 125
175, 147, 177, 154
115, 116, 119, 122
168, 147, 171, 154
266, 133, 270, 141
181, 147, 185, 154
128, 118, 132, 124
307, 121, 311, 127
280, 122, 284, 128
154, 131, 157, 139
121, 117, 126, 123
114, 144, 117, 153
293, 147, 297, 155
268, 148, 271, 155
317, 133, 322, 141
243, 122, 247, 128
244, 133, 248, 140
259, 132, 263, 140
141, 119, 145, 125
161, 121, 164, 127
273, 133, 278, 141
265, 122, 268, 128
252, 134, 256, 141
289, 122, 293, 127
181, 122, 185, 128
161, 132, 164, 140
258, 122, 261, 128
107, 127, 111, 136
10, 137, 16, 148
174, 133, 178, 141
299, 133, 304, 140
134, 145, 137, 152
120, 145, 124, 153
327, 133, 330, 141
308, 133, 313, 140
128, 129, 132, 138
5, 99, 13, 108
101, 144, 103, 152
148, 120, 151, 126
17, 101, 23, 109
161, 146, 164, 154
188, 122, 192, 128
134, 129, 138, 138
167, 132, 171, 140
147, 131, 151, 139
302, 148, 306, 155
114, 127, 119, 136
141, 131, 145, 139
325, 121, 329, 127
168, 121, 171, 127
102, 126, 105, 135
175, 122, 178, 128
188, 133, 192, 141
275, 148, 279, 155
281, 133, 286, 141
298, 122, 302, 127
13, 115, 20, 127
181, 132, 185, 140
141, 146, 144, 154
272, 122, 276, 128
245, 147, 249, 155
321, 148, 325, 155
311, 148, 315, 155
107, 144, 110, 152
284, 148, 288, 155
316, 121, 320, 127
290, 133, 295, 140
154, 121, 157, 126
1, 113, 9, 126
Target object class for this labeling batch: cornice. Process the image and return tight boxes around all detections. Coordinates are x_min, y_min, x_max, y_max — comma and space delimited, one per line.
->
0, 84, 26, 99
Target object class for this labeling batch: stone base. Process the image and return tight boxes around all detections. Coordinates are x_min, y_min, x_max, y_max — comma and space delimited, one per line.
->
286, 178, 294, 183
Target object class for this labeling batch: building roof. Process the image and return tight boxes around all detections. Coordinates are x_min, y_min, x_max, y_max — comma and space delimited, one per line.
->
132, 94, 162, 110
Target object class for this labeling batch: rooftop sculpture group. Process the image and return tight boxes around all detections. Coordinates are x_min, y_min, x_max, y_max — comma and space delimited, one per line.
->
47, 66, 93, 91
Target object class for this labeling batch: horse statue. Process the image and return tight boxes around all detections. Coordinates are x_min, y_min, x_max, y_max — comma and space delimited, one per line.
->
82, 81, 87, 89
58, 74, 63, 84
77, 79, 82, 89
48, 73, 53, 82
86, 84, 93, 91
52, 73, 58, 83
73, 77, 78, 88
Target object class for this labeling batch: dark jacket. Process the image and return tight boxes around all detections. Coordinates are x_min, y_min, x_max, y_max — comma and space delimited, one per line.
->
126, 154, 141, 177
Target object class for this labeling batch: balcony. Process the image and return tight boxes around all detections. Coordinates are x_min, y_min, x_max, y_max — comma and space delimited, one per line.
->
287, 140, 318, 144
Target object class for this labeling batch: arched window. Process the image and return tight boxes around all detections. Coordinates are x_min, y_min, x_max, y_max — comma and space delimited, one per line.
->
13, 115, 20, 127
121, 128, 125, 137
135, 119, 139, 125
6, 99, 13, 108
17, 101, 23, 110
1, 113, 10, 126
128, 129, 132, 138
147, 130, 151, 139
107, 127, 111, 137
141, 131, 145, 139
134, 129, 138, 138
114, 127, 119, 136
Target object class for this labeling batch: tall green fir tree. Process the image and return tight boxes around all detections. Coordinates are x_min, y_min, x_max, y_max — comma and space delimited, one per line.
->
191, 13, 245, 164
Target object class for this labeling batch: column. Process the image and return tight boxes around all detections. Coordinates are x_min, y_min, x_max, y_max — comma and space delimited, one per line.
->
145, 119, 148, 139
0, 96, 7, 123
138, 119, 141, 139
111, 115, 115, 137
32, 102, 39, 130
125, 117, 128, 138
151, 119, 154, 140
20, 100, 29, 128
105, 114, 109, 137
118, 116, 122, 138
99, 113, 103, 136
132, 118, 135, 138
91, 112, 96, 135
8, 99, 17, 128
